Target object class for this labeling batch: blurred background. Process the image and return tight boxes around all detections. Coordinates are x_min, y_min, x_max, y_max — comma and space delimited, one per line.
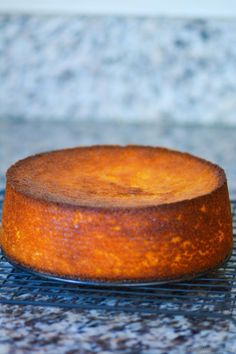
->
0, 1, 236, 191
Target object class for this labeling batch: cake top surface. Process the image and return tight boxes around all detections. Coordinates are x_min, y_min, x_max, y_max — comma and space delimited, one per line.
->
7, 145, 225, 208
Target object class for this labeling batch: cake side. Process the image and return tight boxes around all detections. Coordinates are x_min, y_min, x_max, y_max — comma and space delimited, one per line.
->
1, 179, 232, 282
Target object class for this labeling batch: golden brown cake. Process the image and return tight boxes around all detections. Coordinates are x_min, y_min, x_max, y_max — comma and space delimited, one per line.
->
1, 145, 233, 283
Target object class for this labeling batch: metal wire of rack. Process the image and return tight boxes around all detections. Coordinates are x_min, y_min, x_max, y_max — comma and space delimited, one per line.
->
1, 189, 236, 321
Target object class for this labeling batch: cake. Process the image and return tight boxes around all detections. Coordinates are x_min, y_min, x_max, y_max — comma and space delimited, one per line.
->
1, 145, 233, 283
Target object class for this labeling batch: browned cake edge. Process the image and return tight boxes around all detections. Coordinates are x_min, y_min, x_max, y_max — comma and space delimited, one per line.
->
5, 145, 226, 210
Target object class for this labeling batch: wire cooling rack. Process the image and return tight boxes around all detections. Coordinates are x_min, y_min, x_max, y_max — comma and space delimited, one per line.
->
1, 189, 236, 322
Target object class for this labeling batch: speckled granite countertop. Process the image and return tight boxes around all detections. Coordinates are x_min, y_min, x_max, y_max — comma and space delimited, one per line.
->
1, 16, 236, 126
1, 119, 236, 354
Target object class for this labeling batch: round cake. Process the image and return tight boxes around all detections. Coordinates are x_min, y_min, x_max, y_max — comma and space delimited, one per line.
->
1, 145, 233, 284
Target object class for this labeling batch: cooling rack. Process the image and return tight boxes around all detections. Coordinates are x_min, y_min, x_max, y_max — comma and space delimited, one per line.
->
1, 189, 236, 322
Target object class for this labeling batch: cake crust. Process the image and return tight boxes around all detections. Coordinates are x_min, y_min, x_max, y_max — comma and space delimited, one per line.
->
1, 145, 233, 283
6, 145, 225, 208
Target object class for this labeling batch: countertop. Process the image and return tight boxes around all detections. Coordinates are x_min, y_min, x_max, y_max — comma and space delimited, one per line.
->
1, 16, 236, 126
1, 119, 236, 354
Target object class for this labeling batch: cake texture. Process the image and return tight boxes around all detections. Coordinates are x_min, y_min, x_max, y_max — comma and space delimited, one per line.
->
1, 145, 233, 283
